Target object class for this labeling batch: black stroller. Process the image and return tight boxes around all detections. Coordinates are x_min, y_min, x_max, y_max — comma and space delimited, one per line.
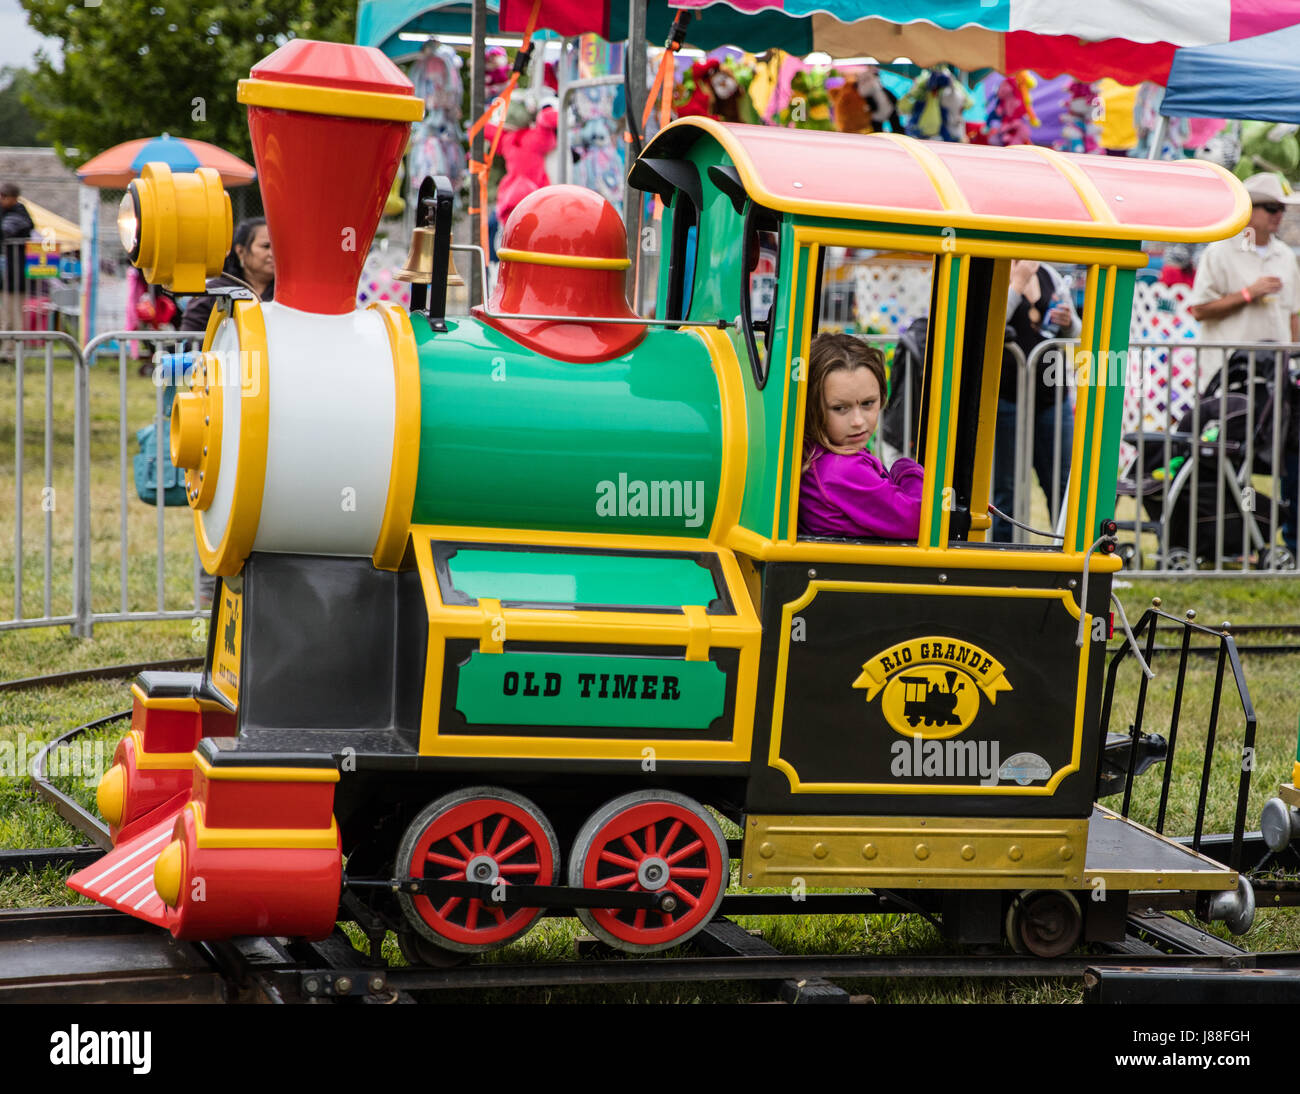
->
1115, 349, 1300, 570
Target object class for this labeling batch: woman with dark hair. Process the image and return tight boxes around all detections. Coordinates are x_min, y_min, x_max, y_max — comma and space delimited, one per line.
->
180, 217, 274, 334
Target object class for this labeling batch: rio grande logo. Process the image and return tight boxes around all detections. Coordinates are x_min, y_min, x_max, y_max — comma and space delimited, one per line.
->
852, 637, 1012, 739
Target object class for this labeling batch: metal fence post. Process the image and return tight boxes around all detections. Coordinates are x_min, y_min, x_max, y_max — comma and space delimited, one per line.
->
72, 341, 92, 637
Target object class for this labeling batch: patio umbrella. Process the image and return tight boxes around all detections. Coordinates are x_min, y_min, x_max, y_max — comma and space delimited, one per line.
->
76, 135, 256, 189
20, 198, 81, 250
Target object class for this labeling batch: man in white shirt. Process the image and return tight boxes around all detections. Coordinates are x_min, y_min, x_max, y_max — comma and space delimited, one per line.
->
1187, 171, 1300, 557
1187, 171, 1300, 387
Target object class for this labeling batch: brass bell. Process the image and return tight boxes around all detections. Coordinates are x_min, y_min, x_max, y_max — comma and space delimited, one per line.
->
396, 226, 434, 283
396, 226, 465, 287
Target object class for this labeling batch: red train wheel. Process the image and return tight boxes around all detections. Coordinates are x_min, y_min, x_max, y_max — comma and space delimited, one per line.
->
395, 787, 558, 955
569, 790, 728, 953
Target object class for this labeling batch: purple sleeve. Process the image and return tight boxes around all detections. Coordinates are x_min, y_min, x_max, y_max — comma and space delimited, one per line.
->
814, 451, 925, 539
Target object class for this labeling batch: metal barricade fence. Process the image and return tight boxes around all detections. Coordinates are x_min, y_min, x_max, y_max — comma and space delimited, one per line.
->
1025, 338, 1300, 575
2, 328, 207, 639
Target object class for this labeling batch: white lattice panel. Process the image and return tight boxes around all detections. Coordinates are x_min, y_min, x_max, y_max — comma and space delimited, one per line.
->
850, 262, 934, 335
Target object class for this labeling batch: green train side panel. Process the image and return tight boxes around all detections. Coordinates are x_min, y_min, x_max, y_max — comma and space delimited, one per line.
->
1093, 268, 1136, 529
411, 316, 722, 536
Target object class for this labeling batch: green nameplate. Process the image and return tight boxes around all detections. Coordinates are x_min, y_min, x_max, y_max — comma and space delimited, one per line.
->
456, 652, 726, 729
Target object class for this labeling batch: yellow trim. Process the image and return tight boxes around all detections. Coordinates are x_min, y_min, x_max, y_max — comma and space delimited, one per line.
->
187, 802, 340, 850
769, 581, 1088, 796
496, 247, 630, 270
1062, 271, 1098, 551
688, 326, 747, 543
193, 299, 270, 577
410, 528, 761, 761
655, 117, 1250, 244
237, 77, 423, 123
870, 132, 971, 214
968, 258, 1011, 541
726, 523, 1122, 570
769, 242, 803, 541
1084, 270, 1117, 552
785, 225, 1147, 269
97, 765, 126, 827
743, 814, 1089, 890
917, 255, 952, 544
369, 302, 421, 570
1024, 145, 1117, 226
194, 752, 339, 784
478, 597, 504, 653
936, 255, 968, 547
783, 244, 818, 543
131, 682, 227, 714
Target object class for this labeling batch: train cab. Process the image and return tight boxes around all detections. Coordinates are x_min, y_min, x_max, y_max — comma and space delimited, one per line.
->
633, 119, 1255, 942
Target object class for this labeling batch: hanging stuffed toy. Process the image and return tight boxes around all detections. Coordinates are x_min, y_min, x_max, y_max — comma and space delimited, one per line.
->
1234, 120, 1300, 185
832, 65, 898, 134
408, 44, 467, 196
486, 94, 560, 226
1054, 80, 1100, 154
899, 66, 973, 142
675, 59, 721, 119
984, 73, 1038, 147
711, 57, 761, 125
779, 69, 834, 130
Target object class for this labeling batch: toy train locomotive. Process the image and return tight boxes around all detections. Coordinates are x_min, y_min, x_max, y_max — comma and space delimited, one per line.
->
73, 39, 1259, 959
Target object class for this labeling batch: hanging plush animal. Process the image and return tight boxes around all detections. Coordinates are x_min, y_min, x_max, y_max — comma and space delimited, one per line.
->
898, 66, 972, 142
1195, 122, 1242, 172
780, 69, 834, 130
984, 74, 1037, 147
486, 96, 559, 225
1055, 80, 1100, 154
1234, 120, 1300, 185
675, 59, 721, 119
710, 57, 761, 125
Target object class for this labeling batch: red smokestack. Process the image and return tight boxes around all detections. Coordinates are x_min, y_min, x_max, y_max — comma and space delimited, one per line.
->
238, 40, 422, 314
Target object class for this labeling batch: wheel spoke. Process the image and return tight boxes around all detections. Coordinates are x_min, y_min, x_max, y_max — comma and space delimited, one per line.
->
466, 898, 480, 931
621, 833, 644, 859
490, 905, 507, 926
598, 849, 638, 868
495, 833, 535, 863
448, 832, 474, 859
486, 816, 510, 855
497, 862, 541, 875
668, 880, 699, 908
436, 896, 461, 918
472, 820, 484, 854
633, 908, 646, 930
665, 838, 703, 865
594, 871, 637, 888
425, 851, 465, 869
644, 823, 656, 856
438, 870, 464, 881
658, 819, 683, 858
668, 866, 711, 878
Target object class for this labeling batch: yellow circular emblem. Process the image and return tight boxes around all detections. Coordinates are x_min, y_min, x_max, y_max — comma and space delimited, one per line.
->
880, 665, 981, 739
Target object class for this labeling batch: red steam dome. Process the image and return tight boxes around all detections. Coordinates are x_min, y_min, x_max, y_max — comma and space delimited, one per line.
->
237, 41, 423, 315
476, 185, 646, 362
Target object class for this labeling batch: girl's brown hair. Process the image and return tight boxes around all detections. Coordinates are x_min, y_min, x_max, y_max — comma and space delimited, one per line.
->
803, 332, 888, 466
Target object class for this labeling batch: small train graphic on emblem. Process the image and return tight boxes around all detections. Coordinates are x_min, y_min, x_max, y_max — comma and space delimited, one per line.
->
853, 637, 1012, 740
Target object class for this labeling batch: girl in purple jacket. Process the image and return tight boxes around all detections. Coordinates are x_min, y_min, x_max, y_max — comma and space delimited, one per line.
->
798, 332, 924, 540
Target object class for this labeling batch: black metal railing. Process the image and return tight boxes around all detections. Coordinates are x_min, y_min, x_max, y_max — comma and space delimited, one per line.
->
1098, 602, 1256, 871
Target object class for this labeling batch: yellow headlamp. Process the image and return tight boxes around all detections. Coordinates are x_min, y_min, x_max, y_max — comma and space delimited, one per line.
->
122, 162, 231, 292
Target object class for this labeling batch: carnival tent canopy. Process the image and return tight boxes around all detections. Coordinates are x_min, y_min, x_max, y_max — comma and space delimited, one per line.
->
77, 135, 256, 189
494, 0, 1300, 85
1161, 21, 1300, 123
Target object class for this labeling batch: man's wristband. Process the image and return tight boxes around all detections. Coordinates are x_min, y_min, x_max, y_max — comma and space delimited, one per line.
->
1241, 287, 1253, 304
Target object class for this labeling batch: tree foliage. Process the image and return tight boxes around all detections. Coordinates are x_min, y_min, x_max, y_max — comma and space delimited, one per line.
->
19, 0, 355, 167
0, 67, 44, 146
